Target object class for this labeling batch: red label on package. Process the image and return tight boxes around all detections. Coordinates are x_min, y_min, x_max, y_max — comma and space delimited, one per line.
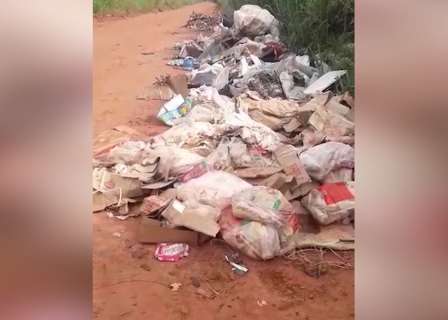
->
318, 183, 354, 205
154, 243, 190, 262
179, 162, 208, 183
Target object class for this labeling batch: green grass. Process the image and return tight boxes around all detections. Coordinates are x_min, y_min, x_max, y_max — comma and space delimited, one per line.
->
216, 0, 354, 93
93, 0, 202, 15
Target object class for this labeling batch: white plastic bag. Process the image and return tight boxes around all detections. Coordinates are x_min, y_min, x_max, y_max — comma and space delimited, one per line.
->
219, 207, 281, 260
150, 146, 204, 177
299, 142, 354, 181
231, 186, 298, 240
176, 171, 251, 209
108, 141, 147, 164
301, 182, 355, 225
233, 5, 280, 38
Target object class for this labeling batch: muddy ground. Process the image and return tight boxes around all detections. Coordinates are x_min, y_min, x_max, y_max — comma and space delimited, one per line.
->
93, 2, 354, 319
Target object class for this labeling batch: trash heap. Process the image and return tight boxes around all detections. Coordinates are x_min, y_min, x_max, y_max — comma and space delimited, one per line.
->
93, 5, 355, 261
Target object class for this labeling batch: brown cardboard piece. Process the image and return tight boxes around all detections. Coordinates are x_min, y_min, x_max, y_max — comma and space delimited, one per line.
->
234, 166, 282, 179
308, 105, 354, 136
161, 201, 220, 237
138, 217, 210, 246
274, 144, 311, 186
168, 74, 189, 97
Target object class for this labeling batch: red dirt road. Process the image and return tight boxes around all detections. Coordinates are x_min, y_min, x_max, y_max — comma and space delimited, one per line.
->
93, 2, 354, 319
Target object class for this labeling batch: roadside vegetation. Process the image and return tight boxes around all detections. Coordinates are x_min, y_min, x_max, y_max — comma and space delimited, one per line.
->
93, 0, 202, 15
94, 0, 354, 93
217, 0, 354, 93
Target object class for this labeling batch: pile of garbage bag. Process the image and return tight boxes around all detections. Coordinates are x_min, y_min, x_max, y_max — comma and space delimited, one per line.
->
93, 5, 355, 260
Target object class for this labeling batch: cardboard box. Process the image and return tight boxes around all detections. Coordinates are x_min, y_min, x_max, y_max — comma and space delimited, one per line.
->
274, 144, 311, 186
138, 217, 211, 246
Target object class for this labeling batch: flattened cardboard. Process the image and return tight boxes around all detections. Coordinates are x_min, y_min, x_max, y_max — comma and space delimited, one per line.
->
168, 74, 189, 97
138, 217, 210, 246
234, 166, 282, 179
140, 195, 172, 216
162, 201, 220, 237
274, 144, 311, 186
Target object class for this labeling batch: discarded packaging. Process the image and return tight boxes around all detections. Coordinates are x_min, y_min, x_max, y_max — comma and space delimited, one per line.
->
157, 94, 192, 126
274, 144, 311, 186
176, 171, 251, 209
161, 200, 220, 237
170, 282, 182, 291
233, 5, 280, 38
304, 70, 347, 95
155, 243, 190, 262
219, 206, 281, 260
191, 64, 230, 90
301, 182, 355, 225
138, 217, 210, 246
140, 194, 173, 217
168, 57, 200, 70
225, 255, 249, 275
232, 186, 299, 240
290, 223, 355, 250
299, 142, 354, 181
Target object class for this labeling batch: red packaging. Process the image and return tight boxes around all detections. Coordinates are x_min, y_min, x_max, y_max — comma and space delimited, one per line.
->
178, 162, 208, 183
154, 243, 190, 262
318, 183, 354, 205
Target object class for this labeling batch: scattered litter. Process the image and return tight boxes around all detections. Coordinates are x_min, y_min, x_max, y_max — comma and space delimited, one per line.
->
274, 144, 311, 186
139, 217, 211, 246
301, 182, 355, 225
176, 171, 251, 209
234, 5, 280, 38
93, 4, 355, 265
290, 223, 355, 250
225, 254, 248, 275
196, 288, 216, 299
257, 299, 267, 307
170, 282, 182, 292
157, 94, 192, 126
191, 64, 230, 90
304, 70, 347, 95
219, 206, 281, 260
154, 243, 190, 262
299, 142, 354, 181
140, 194, 173, 217
168, 57, 200, 71
162, 200, 221, 237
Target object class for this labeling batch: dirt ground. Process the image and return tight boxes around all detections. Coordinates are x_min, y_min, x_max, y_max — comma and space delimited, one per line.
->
93, 2, 354, 319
